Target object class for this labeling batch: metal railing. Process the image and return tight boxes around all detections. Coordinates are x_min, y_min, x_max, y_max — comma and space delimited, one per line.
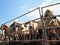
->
3, 7, 40, 24
0, 2, 60, 45
41, 2, 60, 45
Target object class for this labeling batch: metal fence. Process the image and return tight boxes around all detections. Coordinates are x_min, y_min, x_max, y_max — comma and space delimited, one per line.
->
41, 3, 60, 45
0, 3, 60, 45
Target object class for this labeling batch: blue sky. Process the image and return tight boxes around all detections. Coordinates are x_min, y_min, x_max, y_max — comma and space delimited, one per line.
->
0, 0, 60, 26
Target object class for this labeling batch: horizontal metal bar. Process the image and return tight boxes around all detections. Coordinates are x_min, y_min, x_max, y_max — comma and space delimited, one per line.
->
45, 26, 60, 29
41, 3, 60, 8
1, 17, 60, 30
40, 26, 60, 30
3, 7, 39, 24
42, 15, 60, 19
25, 18, 40, 24
20, 39, 60, 42
1, 39, 60, 42
0, 18, 40, 30
25, 15, 60, 24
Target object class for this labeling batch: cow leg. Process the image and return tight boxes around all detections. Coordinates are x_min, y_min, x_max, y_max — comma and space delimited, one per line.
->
38, 29, 42, 39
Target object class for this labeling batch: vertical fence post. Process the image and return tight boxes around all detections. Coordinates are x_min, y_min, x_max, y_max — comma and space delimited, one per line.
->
38, 7, 48, 45
40, 3, 60, 45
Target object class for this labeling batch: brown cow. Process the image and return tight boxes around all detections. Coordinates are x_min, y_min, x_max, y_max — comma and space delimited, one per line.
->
1, 24, 10, 41
29, 20, 38, 39
44, 10, 60, 40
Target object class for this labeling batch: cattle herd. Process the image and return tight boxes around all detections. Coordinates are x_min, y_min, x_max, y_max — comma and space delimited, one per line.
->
0, 10, 60, 45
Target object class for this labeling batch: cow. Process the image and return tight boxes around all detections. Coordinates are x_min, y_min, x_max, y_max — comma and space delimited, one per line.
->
29, 20, 38, 39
